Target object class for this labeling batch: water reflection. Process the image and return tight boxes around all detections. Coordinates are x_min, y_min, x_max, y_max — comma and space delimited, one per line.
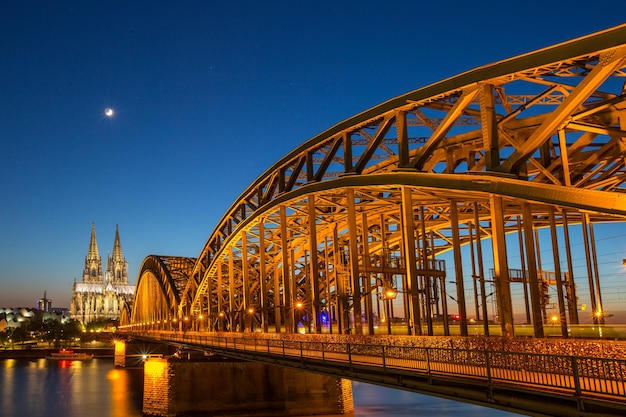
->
353, 381, 523, 417
0, 359, 143, 417
1, 359, 523, 417
107, 367, 139, 417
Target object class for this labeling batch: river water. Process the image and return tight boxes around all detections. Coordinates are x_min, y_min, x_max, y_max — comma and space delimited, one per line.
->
0, 358, 522, 417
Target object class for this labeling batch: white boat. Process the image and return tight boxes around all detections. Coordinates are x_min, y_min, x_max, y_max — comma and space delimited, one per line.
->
46, 349, 94, 361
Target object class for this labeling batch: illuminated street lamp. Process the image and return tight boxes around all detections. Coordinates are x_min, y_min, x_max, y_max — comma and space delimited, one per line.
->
244, 307, 254, 332
383, 288, 398, 300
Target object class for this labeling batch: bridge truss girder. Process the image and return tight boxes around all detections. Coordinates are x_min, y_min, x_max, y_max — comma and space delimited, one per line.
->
128, 25, 626, 338
123, 255, 195, 328
182, 172, 624, 338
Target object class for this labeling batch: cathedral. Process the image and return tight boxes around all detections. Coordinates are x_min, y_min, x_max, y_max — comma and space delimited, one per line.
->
70, 223, 135, 324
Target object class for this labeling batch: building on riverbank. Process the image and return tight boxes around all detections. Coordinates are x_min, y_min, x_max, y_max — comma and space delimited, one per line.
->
70, 223, 134, 324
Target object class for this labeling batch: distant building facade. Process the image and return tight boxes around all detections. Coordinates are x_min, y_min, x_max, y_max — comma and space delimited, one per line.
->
38, 291, 52, 312
0, 307, 70, 331
70, 224, 134, 324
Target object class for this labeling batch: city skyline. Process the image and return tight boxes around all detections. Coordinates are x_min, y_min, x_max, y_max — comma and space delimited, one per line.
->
1, 2, 625, 309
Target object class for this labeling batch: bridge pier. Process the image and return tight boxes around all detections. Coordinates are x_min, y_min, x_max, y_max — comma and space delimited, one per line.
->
142, 355, 354, 417
114, 339, 178, 368
114, 339, 126, 367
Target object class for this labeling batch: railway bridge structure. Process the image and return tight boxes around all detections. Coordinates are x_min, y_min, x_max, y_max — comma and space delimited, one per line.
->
119, 25, 626, 416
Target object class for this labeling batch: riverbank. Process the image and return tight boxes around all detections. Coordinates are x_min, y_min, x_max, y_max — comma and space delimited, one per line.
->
0, 347, 114, 359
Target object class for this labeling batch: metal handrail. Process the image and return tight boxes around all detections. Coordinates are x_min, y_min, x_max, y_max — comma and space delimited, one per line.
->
135, 330, 626, 400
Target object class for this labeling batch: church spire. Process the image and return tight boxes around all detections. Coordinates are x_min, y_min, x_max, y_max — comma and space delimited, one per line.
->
106, 224, 128, 285
88, 222, 99, 259
83, 223, 103, 284
113, 224, 123, 259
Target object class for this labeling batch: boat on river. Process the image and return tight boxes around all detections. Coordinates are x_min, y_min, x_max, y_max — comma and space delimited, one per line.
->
46, 349, 94, 361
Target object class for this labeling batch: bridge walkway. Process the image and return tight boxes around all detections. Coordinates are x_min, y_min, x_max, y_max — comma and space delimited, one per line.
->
128, 331, 626, 417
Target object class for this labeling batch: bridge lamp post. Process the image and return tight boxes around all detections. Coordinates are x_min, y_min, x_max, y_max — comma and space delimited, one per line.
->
294, 301, 306, 334
380, 287, 397, 335
198, 315, 204, 332
217, 311, 226, 331
247, 307, 255, 332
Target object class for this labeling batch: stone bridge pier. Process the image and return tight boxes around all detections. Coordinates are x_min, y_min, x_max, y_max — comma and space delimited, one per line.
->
115, 340, 353, 417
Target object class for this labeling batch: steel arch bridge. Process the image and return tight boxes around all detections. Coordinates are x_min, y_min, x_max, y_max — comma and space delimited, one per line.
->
123, 25, 626, 340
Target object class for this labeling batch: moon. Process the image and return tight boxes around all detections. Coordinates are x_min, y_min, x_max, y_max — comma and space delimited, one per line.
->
104, 108, 114, 117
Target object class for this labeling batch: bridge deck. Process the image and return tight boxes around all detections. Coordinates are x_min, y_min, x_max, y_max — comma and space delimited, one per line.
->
128, 331, 626, 417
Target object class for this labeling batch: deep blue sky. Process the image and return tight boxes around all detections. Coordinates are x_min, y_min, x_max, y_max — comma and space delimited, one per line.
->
1, 2, 625, 308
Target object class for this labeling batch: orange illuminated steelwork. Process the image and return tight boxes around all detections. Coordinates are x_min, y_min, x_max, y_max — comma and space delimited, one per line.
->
122, 25, 626, 340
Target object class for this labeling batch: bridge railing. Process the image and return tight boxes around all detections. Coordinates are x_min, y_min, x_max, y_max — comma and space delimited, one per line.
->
135, 331, 626, 400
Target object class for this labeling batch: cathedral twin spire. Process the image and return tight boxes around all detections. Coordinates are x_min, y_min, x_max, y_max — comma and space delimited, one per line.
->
82, 223, 128, 285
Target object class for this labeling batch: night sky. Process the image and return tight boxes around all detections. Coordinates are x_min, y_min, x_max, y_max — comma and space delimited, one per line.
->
1, 1, 625, 308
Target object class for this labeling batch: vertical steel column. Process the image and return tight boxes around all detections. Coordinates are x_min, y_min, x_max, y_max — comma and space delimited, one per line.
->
273, 262, 282, 333
490, 195, 514, 337
333, 225, 346, 334
548, 207, 568, 337
343, 133, 353, 172
396, 110, 409, 167
202, 268, 211, 332
398, 211, 411, 333
401, 186, 422, 335
324, 237, 332, 334
228, 247, 236, 332
291, 248, 298, 331
361, 212, 374, 335
450, 200, 468, 336
468, 223, 481, 325
522, 202, 544, 338
589, 222, 604, 324
346, 188, 363, 335
516, 217, 531, 324
473, 202, 490, 336
280, 206, 294, 333
308, 196, 322, 334
217, 262, 224, 331
581, 213, 599, 324
562, 211, 580, 324
380, 213, 393, 335
241, 233, 252, 332
419, 206, 434, 335
258, 222, 268, 332
534, 227, 547, 323
480, 83, 500, 170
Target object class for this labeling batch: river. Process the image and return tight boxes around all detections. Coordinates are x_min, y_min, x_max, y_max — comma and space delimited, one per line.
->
0, 358, 523, 416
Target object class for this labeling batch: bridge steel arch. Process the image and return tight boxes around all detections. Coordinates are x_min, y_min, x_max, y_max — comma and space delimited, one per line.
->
138, 25, 626, 339
123, 255, 196, 329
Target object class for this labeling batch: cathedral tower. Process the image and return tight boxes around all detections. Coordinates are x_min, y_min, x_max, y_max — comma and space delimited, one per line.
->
70, 223, 135, 324
106, 224, 129, 285
82, 223, 103, 284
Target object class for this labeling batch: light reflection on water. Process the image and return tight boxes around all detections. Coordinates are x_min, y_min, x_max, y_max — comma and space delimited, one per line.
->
352, 381, 523, 417
0, 358, 522, 417
0, 358, 143, 417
